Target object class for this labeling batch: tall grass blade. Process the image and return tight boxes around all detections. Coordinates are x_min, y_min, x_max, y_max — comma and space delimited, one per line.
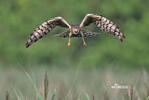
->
147, 96, 149, 100
25, 72, 43, 100
85, 93, 90, 100
5, 91, 9, 100
44, 72, 49, 100
92, 95, 94, 100
50, 89, 56, 100
14, 88, 27, 100
65, 67, 80, 100
14, 88, 21, 100
77, 94, 81, 100
17, 89, 25, 100
130, 85, 133, 100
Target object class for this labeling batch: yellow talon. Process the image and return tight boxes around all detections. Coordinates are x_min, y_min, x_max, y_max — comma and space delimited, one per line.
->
68, 42, 71, 47
83, 42, 87, 46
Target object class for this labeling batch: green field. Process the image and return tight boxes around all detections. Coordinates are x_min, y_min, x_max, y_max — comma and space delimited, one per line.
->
0, 67, 149, 100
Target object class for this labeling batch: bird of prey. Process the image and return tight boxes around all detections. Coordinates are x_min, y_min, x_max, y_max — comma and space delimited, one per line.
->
25, 14, 125, 48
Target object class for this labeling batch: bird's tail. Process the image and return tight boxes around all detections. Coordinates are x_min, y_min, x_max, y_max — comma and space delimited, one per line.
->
54, 30, 99, 38
81, 30, 99, 38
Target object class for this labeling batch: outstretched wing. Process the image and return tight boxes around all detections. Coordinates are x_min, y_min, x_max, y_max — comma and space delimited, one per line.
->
25, 17, 70, 48
80, 14, 125, 42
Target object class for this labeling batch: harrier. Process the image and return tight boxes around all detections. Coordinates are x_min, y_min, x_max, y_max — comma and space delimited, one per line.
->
25, 14, 125, 48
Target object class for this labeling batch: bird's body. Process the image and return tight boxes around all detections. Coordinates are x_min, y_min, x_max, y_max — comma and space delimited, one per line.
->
70, 24, 81, 34
26, 14, 125, 48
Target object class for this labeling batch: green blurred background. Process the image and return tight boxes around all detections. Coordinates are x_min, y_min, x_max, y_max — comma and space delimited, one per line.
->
0, 0, 149, 69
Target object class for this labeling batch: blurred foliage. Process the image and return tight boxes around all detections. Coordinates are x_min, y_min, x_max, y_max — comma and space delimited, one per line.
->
0, 0, 149, 68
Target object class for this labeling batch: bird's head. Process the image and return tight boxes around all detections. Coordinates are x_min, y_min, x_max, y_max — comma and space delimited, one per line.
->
71, 25, 81, 34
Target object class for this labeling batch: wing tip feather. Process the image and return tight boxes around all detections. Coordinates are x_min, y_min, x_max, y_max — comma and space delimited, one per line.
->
119, 34, 125, 43
25, 42, 30, 48
25, 40, 32, 48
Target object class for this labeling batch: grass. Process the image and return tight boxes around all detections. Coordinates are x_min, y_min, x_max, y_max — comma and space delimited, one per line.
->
1, 67, 149, 100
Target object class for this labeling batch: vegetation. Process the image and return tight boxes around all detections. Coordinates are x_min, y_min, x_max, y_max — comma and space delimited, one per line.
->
1, 68, 149, 100
0, 0, 149, 68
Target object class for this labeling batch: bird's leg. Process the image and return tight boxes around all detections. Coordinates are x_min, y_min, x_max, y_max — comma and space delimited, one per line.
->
68, 32, 72, 47
81, 31, 87, 46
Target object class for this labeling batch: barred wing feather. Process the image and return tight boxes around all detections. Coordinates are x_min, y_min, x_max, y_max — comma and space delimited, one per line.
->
80, 14, 125, 42
25, 17, 70, 48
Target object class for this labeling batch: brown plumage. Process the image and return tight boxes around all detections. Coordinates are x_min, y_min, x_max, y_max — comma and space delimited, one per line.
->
54, 29, 99, 38
79, 14, 125, 42
95, 16, 125, 42
26, 17, 70, 48
25, 14, 125, 48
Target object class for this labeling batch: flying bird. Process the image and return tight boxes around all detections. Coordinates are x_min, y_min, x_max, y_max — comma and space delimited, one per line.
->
25, 14, 125, 48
